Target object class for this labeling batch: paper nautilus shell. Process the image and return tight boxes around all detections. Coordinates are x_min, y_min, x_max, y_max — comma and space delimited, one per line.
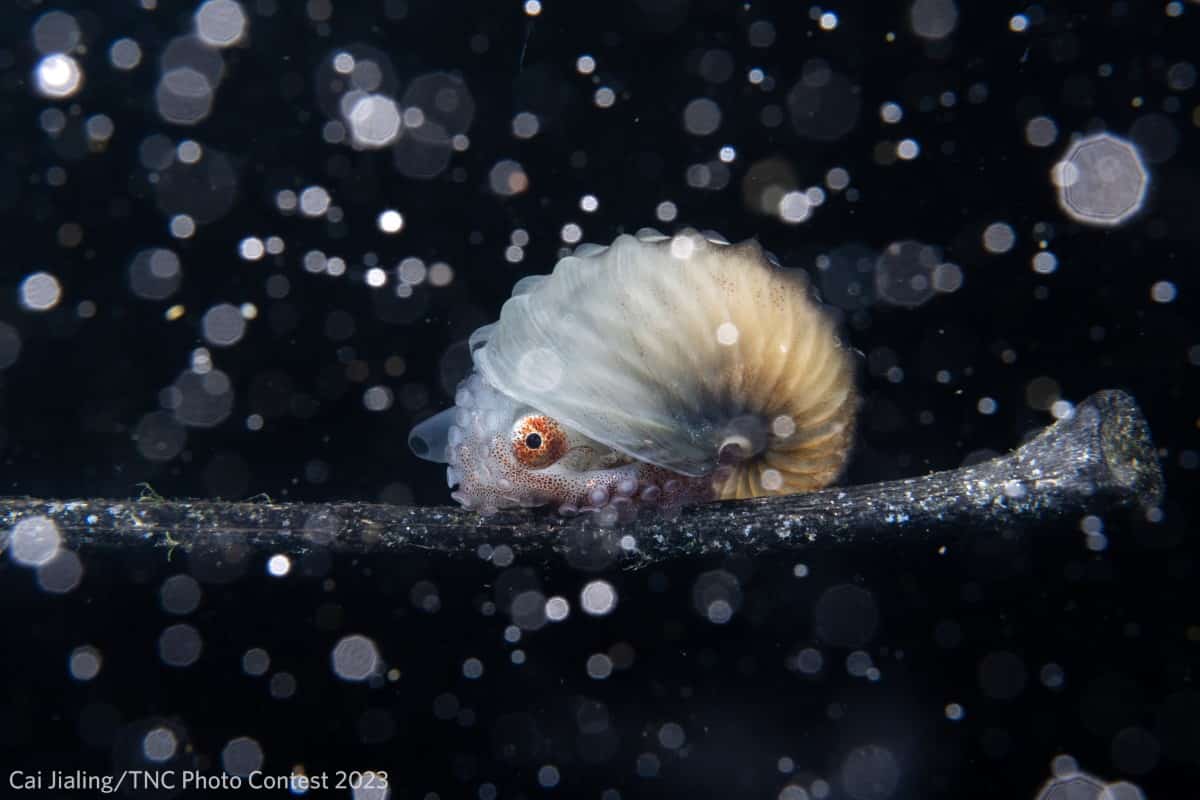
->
409, 228, 858, 520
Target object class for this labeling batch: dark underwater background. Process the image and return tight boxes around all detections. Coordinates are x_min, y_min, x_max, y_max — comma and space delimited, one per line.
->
1, 0, 1197, 797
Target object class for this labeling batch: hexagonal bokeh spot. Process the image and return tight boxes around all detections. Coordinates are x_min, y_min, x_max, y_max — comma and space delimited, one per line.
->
1054, 134, 1149, 227
1035, 773, 1106, 800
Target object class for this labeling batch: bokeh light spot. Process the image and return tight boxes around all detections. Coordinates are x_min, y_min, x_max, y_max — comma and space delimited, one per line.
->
34, 54, 84, 99
194, 0, 248, 48
1053, 134, 1148, 227
331, 634, 381, 681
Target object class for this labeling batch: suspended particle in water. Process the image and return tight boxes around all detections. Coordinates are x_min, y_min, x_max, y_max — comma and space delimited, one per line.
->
982, 222, 1016, 254
33, 10, 82, 54
19, 271, 63, 311
545, 596, 569, 621
512, 111, 539, 139
683, 97, 722, 136
239, 237, 265, 260
1033, 772, 1107, 800
201, 302, 246, 347
34, 53, 84, 99
169, 215, 196, 239
1025, 376, 1061, 411
331, 634, 380, 681
1032, 251, 1058, 274
143, 727, 178, 763
85, 114, 115, 146
586, 653, 613, 679
299, 185, 331, 217
160, 574, 202, 615
1025, 116, 1058, 147
580, 580, 617, 616
221, 736, 263, 777
362, 385, 393, 411
158, 623, 203, 667
69, 645, 103, 681
748, 19, 776, 47
826, 167, 851, 191
692, 569, 742, 624
38, 550, 83, 594
875, 240, 940, 307
10, 516, 61, 566
1150, 280, 1176, 303
346, 94, 401, 148
109, 38, 143, 70
130, 248, 183, 299
910, 0, 959, 40
841, 745, 900, 800
194, 0, 248, 48
489, 159, 529, 196
561, 223, 582, 244
786, 60, 860, 142
377, 209, 403, 234
1052, 134, 1148, 227
428, 262, 454, 287
156, 67, 214, 125
896, 138, 920, 160
778, 191, 811, 223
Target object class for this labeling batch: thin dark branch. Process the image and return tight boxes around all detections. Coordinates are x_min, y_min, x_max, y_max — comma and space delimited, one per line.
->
0, 391, 1162, 568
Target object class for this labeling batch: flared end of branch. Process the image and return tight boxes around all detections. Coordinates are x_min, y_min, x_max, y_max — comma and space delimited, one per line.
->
1090, 389, 1165, 510
1011, 389, 1163, 516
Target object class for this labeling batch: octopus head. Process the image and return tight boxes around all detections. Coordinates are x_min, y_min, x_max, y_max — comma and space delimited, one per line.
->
409, 372, 666, 516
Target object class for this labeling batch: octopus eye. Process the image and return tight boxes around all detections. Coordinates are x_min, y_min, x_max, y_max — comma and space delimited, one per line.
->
512, 415, 567, 468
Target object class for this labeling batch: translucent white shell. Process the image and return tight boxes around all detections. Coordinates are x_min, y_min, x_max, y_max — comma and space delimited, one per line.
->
468, 228, 858, 501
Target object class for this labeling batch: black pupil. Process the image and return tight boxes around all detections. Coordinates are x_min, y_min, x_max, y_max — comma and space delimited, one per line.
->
525, 432, 543, 449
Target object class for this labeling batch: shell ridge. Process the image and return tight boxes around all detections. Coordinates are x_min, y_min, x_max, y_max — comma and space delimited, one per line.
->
480, 246, 709, 473
756, 279, 811, 407
474, 230, 856, 487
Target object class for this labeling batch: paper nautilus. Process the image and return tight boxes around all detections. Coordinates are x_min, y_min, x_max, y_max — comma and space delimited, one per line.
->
409, 228, 858, 520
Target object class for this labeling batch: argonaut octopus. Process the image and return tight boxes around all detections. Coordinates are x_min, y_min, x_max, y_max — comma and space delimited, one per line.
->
409, 227, 859, 523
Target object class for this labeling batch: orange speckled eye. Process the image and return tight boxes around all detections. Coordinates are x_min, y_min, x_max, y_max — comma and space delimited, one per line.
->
512, 415, 568, 468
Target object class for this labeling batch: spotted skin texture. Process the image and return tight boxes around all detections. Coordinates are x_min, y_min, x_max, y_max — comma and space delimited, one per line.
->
441, 372, 715, 520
